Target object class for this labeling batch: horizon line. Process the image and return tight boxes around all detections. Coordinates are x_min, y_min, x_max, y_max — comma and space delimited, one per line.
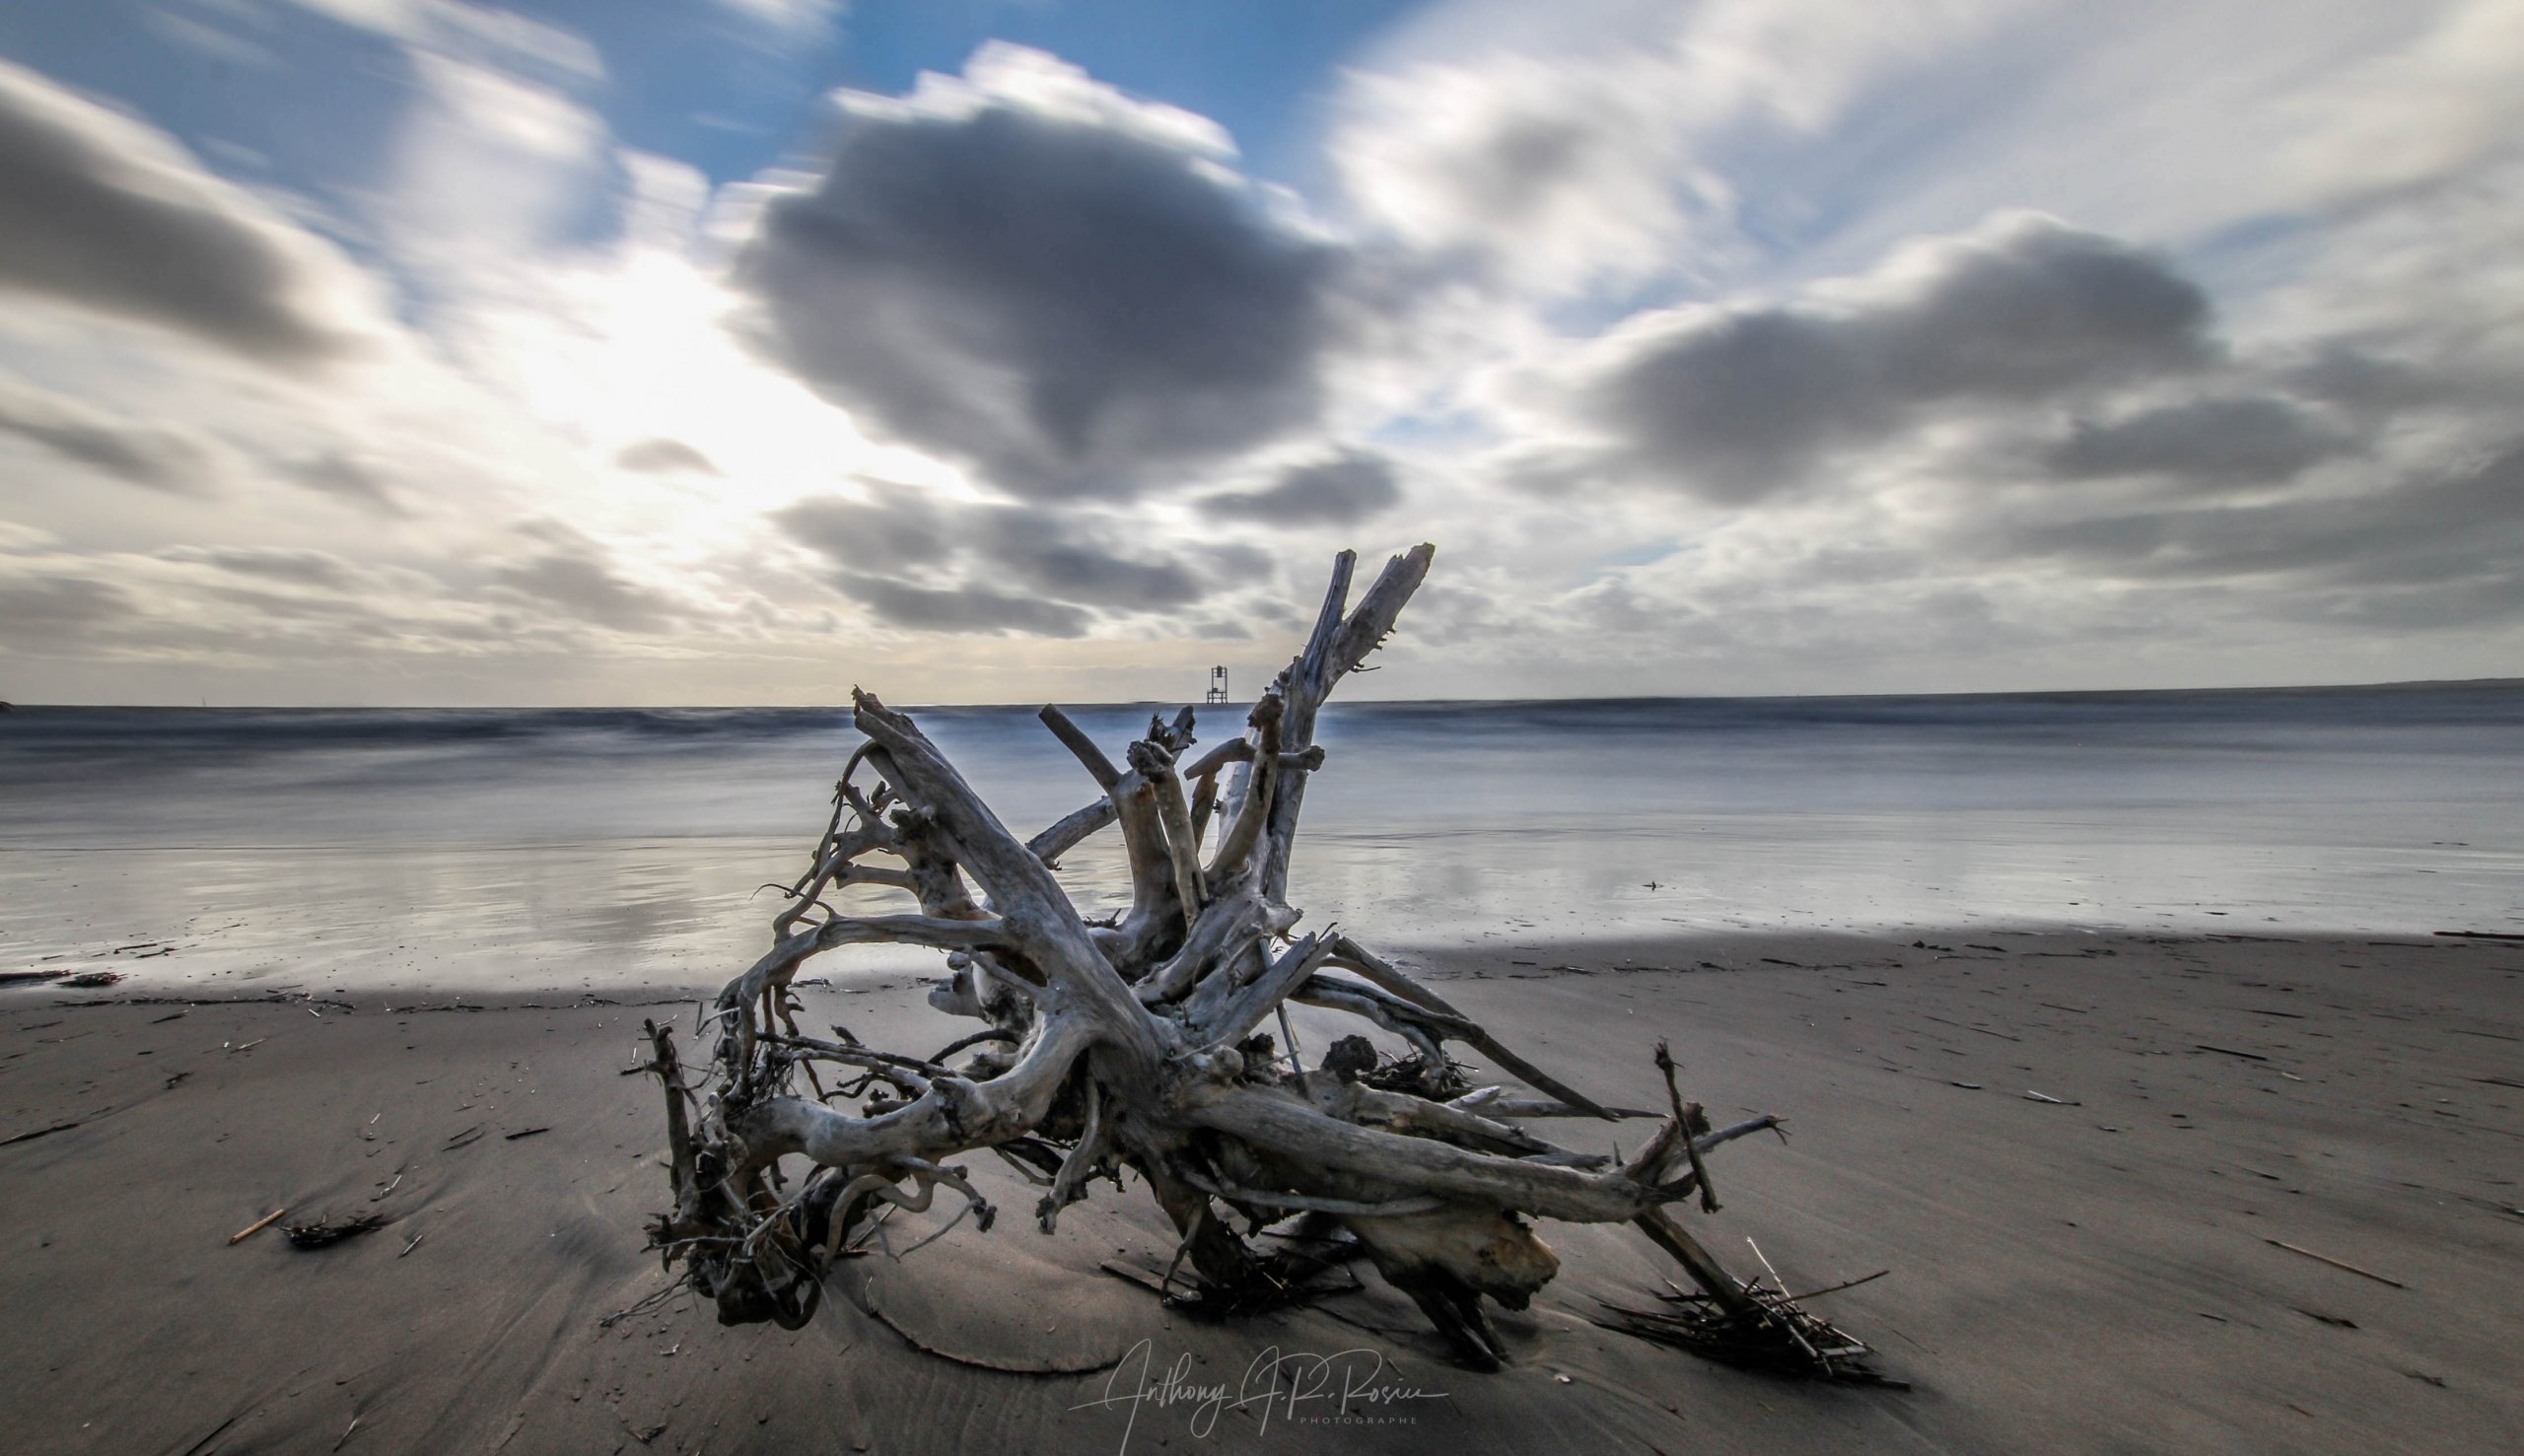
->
5, 675, 2518, 713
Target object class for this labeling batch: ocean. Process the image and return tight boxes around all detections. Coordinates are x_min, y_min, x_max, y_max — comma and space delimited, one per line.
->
2, 684, 2518, 992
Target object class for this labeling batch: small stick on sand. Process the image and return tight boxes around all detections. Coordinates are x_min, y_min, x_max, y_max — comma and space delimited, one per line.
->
1786, 1268, 1890, 1301
229, 1207, 287, 1244
2267, 1238, 2406, 1288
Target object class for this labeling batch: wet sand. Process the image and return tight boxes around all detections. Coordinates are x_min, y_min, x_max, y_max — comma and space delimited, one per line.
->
2, 929, 2519, 1454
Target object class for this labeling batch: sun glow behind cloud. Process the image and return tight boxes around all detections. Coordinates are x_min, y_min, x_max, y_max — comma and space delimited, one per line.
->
0, 0, 2519, 705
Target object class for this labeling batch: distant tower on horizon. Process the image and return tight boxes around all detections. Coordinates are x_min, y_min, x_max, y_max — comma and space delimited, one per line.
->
1205, 665, 1229, 706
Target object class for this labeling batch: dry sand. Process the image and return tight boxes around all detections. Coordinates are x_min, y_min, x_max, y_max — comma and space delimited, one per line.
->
2, 929, 2519, 1454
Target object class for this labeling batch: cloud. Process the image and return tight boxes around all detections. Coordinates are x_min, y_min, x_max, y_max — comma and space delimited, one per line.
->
0, 572, 137, 644
1551, 214, 2212, 502
276, 0, 603, 84
159, 546, 361, 589
771, 486, 1239, 634
1332, 47, 1694, 294
1990, 441, 2524, 597
1204, 450, 1402, 525
0, 375, 222, 493
1331, 0, 2524, 304
2040, 396, 2352, 487
1558, 573, 1691, 635
145, 9, 284, 70
487, 541, 677, 632
709, 0, 841, 39
2278, 346, 2461, 419
833, 574, 1091, 638
0, 59, 376, 365
614, 438, 722, 475
278, 451, 409, 516
730, 43, 1350, 501
386, 50, 606, 271
1329, 0, 2029, 293
970, 507, 1210, 609
772, 487, 954, 569
2265, 0, 2524, 206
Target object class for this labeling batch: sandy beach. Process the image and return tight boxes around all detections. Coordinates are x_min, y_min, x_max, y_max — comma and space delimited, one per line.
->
4, 927, 2517, 1454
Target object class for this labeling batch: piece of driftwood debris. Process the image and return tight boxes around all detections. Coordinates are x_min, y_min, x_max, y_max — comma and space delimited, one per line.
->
229, 1208, 289, 1244
1591, 1270, 1907, 1387
630, 546, 1890, 1384
1, 1118, 89, 1146
283, 1213, 389, 1248
175, 1415, 242, 1456
53, 971, 125, 989
2267, 1238, 2406, 1288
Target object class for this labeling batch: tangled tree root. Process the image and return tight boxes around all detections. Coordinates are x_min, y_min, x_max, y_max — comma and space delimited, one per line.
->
634, 544, 1895, 1381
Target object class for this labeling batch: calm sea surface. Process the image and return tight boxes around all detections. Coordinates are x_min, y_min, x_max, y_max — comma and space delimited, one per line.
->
2, 686, 2518, 991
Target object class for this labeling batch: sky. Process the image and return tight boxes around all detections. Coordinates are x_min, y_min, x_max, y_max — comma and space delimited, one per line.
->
0, 0, 2519, 706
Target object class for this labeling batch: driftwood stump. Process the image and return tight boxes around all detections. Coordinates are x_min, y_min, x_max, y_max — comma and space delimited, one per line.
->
638, 544, 1882, 1376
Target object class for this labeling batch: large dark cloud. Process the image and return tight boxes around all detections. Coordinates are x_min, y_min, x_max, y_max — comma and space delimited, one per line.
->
0, 376, 217, 493
2042, 396, 2352, 487
1204, 450, 1401, 525
1576, 215, 2213, 502
0, 60, 362, 365
731, 47, 1348, 501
